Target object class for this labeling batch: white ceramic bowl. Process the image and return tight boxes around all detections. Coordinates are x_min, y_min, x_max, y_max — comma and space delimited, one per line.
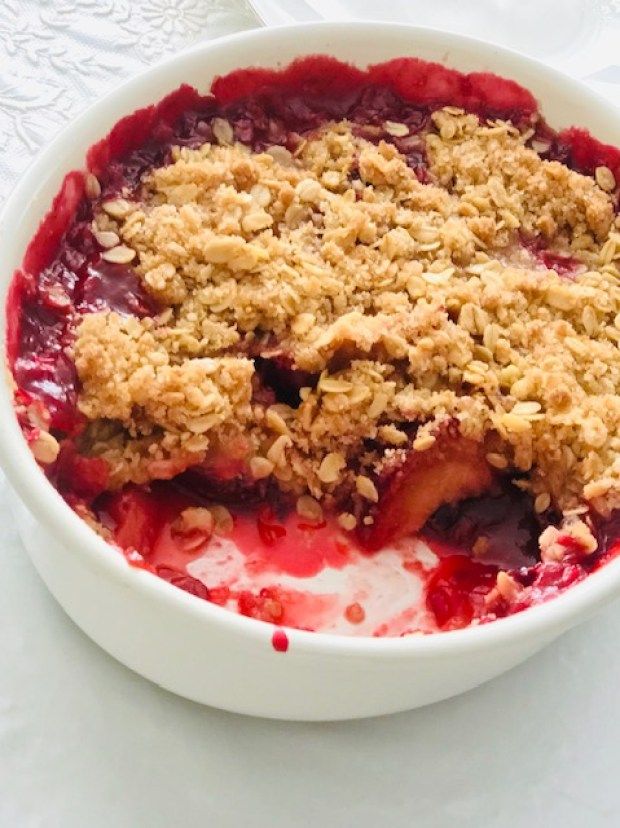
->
2, 21, 620, 721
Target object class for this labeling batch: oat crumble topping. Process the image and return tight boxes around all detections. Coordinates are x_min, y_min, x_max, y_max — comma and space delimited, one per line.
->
69, 108, 620, 550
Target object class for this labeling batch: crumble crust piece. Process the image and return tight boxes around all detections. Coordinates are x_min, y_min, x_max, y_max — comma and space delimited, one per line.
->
72, 109, 620, 536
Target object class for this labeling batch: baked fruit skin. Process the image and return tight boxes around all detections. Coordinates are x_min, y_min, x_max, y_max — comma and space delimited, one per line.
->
359, 435, 494, 551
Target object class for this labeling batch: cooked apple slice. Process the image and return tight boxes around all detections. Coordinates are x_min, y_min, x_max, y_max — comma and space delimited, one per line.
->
359, 434, 494, 551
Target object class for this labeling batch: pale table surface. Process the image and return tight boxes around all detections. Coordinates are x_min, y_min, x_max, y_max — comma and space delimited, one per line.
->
1, 2, 620, 826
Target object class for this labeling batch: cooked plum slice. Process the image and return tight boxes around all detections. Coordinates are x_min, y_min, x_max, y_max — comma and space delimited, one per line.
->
359, 435, 494, 551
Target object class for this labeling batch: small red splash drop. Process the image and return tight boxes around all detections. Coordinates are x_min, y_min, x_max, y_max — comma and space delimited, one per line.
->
271, 629, 289, 653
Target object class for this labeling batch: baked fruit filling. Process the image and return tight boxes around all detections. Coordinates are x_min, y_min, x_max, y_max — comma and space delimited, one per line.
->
7, 56, 620, 636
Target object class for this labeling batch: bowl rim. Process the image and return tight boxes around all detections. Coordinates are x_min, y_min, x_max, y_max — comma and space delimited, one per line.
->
1, 19, 620, 658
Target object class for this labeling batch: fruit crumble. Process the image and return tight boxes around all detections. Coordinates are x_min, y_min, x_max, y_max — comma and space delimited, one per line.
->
7, 55, 620, 635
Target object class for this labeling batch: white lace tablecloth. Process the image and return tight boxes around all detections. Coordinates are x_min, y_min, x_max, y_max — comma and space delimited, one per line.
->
2, 3, 620, 826
0, 0, 256, 202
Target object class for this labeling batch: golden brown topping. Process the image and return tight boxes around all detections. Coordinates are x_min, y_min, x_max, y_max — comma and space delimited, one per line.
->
210, 505, 234, 536
31, 431, 60, 465
249, 456, 274, 480
101, 198, 134, 219
338, 512, 357, 531
495, 571, 521, 602
296, 495, 324, 523
68, 114, 620, 525
539, 516, 598, 562
101, 245, 136, 264
595, 165, 616, 193
174, 507, 214, 537
84, 173, 101, 199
